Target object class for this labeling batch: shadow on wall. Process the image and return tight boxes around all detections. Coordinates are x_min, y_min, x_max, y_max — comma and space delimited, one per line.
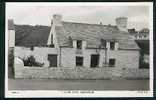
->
135, 40, 149, 69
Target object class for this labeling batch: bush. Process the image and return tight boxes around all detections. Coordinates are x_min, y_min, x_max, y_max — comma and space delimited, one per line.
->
22, 55, 44, 67
8, 48, 15, 78
8, 48, 14, 67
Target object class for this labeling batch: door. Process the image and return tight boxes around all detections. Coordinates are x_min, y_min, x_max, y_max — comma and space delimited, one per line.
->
91, 54, 99, 68
48, 54, 57, 67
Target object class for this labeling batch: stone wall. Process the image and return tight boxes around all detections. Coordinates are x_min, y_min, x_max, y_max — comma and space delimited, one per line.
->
14, 65, 149, 79
122, 68, 149, 79
107, 50, 140, 69
14, 46, 143, 79
60, 48, 140, 69
15, 46, 140, 69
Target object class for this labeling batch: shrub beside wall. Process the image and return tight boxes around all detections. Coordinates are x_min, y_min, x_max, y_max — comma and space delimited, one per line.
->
22, 55, 44, 67
8, 47, 14, 78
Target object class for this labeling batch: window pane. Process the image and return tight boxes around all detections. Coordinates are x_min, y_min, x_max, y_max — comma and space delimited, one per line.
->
110, 42, 115, 50
77, 40, 82, 49
100, 39, 106, 48
109, 59, 115, 67
76, 57, 83, 66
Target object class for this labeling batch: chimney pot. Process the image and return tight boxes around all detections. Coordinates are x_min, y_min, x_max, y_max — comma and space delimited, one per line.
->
8, 19, 15, 30
116, 17, 128, 31
53, 14, 62, 26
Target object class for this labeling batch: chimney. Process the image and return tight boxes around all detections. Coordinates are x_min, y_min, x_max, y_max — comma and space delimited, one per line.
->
116, 17, 128, 32
8, 19, 15, 47
52, 14, 62, 26
47, 14, 62, 47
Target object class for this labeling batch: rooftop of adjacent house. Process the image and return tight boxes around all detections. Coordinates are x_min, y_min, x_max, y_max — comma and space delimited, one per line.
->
12, 21, 139, 50
128, 28, 149, 36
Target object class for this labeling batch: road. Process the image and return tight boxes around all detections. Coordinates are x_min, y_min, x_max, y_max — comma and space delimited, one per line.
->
8, 79, 149, 90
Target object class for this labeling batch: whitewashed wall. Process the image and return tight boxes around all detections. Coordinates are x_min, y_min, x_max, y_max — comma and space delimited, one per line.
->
8, 30, 15, 47
14, 46, 143, 79
15, 46, 139, 69
60, 48, 139, 69
14, 46, 58, 67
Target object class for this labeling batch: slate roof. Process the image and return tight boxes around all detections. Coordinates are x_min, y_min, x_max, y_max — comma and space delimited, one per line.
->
55, 22, 139, 50
13, 21, 139, 50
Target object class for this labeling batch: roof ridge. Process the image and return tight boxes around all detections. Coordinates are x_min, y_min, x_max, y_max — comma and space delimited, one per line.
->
63, 21, 117, 27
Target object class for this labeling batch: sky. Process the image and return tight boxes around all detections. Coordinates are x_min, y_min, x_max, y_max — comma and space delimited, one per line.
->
6, 3, 152, 31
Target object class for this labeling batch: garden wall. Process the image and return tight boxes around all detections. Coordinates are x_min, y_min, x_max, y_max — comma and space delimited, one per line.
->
14, 46, 58, 67
14, 65, 149, 79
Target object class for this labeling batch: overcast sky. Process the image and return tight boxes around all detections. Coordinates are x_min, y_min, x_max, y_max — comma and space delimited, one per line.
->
6, 3, 152, 31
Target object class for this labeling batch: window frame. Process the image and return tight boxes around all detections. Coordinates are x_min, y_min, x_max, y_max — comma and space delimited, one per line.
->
30, 46, 34, 51
77, 40, 82, 49
76, 56, 83, 66
109, 58, 116, 67
110, 42, 115, 50
100, 39, 107, 48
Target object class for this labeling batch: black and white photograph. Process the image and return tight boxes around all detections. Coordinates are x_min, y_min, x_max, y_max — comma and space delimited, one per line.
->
5, 2, 153, 97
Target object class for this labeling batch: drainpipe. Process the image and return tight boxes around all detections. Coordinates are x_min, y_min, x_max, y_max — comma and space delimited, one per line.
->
59, 46, 62, 67
105, 47, 107, 66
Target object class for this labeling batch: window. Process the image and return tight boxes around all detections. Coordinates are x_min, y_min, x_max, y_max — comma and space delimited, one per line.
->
76, 56, 83, 66
51, 34, 53, 44
100, 39, 106, 48
48, 54, 57, 67
109, 58, 116, 67
30, 46, 34, 51
110, 42, 115, 50
91, 54, 99, 68
77, 40, 82, 49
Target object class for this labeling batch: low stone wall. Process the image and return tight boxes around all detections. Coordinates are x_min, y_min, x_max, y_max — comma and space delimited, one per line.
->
122, 68, 149, 79
14, 65, 149, 79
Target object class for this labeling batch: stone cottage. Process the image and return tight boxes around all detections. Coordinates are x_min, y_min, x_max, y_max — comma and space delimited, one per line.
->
8, 15, 149, 79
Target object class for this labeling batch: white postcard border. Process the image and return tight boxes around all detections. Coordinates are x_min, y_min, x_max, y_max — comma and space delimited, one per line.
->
5, 2, 153, 98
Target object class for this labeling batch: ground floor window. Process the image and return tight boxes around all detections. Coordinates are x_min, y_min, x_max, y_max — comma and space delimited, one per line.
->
76, 56, 83, 66
109, 58, 116, 67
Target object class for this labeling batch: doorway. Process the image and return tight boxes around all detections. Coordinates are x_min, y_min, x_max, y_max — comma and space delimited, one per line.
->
91, 54, 99, 68
48, 54, 57, 67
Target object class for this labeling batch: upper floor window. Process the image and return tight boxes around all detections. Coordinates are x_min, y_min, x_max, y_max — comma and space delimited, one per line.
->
100, 39, 107, 48
30, 46, 34, 51
110, 42, 115, 50
77, 40, 82, 49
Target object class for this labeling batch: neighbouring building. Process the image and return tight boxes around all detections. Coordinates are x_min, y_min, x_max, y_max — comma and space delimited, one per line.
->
8, 19, 15, 78
137, 28, 149, 40
128, 28, 150, 69
8, 15, 149, 79
128, 28, 149, 40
